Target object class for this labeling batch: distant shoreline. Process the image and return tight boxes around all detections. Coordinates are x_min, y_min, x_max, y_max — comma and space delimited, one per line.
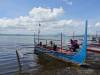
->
0, 34, 95, 37
0, 34, 34, 36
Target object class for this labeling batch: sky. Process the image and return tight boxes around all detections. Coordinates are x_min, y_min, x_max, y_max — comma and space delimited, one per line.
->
0, 0, 100, 35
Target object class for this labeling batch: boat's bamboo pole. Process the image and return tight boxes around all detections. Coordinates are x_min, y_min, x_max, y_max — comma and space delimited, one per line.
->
73, 32, 75, 40
46, 40, 47, 46
61, 32, 63, 53
38, 23, 41, 44
96, 31, 98, 38
34, 32, 36, 46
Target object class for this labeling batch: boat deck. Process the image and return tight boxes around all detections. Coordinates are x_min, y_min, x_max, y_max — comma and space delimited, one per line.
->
38, 45, 100, 54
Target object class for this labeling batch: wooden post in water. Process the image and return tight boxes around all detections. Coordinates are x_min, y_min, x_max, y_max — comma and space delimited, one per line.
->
61, 32, 63, 53
16, 49, 22, 72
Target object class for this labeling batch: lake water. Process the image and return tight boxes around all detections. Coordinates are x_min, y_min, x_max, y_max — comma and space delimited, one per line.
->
0, 35, 100, 75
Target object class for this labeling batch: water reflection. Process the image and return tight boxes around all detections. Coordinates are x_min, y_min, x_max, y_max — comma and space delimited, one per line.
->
16, 49, 100, 75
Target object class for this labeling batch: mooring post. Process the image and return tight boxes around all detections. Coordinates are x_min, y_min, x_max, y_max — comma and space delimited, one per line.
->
16, 49, 22, 72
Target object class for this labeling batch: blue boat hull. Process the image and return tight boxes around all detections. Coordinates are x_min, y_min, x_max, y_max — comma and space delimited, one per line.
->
34, 47, 81, 66
34, 20, 88, 66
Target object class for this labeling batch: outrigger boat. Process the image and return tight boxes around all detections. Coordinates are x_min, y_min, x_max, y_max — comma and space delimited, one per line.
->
34, 20, 88, 66
87, 36, 100, 53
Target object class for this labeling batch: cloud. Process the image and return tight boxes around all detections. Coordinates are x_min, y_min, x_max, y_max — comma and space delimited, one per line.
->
0, 7, 64, 33
0, 7, 85, 35
95, 22, 100, 27
29, 7, 64, 21
52, 19, 82, 29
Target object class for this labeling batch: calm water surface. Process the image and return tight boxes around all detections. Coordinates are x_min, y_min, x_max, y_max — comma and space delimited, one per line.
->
0, 35, 100, 75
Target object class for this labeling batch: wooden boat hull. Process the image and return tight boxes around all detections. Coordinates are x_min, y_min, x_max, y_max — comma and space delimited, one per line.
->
34, 47, 81, 66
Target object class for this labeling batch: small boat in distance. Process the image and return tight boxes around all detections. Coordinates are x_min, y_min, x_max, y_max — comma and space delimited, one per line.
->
34, 20, 88, 66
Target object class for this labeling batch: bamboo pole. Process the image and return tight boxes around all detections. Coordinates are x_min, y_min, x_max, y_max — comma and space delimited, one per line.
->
73, 32, 75, 40
34, 32, 36, 46
46, 40, 47, 46
38, 24, 41, 44
61, 32, 63, 53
